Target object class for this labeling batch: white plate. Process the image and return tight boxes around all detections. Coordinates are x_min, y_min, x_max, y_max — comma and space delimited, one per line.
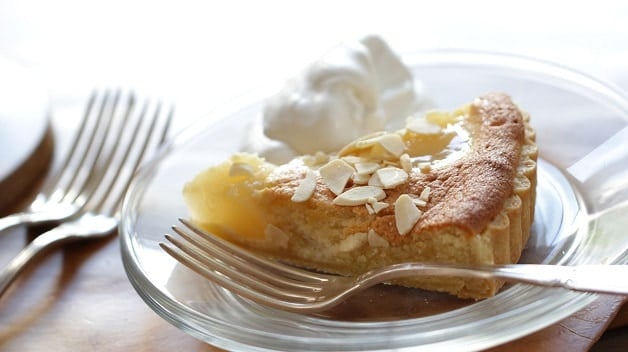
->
0, 56, 50, 211
120, 50, 628, 351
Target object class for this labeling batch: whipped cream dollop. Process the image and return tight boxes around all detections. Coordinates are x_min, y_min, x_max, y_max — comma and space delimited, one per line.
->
244, 35, 429, 164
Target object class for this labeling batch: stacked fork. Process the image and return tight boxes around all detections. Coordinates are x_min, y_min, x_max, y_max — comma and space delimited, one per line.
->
0, 90, 172, 297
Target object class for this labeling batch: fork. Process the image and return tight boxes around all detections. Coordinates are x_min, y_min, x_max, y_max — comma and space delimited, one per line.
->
0, 90, 131, 233
161, 203, 628, 313
0, 94, 172, 297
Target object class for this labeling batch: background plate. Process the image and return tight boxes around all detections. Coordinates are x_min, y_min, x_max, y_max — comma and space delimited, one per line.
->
0, 56, 51, 214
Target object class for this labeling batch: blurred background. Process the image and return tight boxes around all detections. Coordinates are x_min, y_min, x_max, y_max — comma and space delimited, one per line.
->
1, 0, 627, 131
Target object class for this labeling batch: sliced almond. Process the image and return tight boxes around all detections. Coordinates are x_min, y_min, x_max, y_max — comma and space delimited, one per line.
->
367, 229, 390, 248
352, 172, 370, 185
338, 132, 386, 156
399, 153, 412, 173
354, 162, 381, 175
375, 167, 408, 189
419, 186, 431, 202
333, 186, 386, 206
395, 194, 422, 235
341, 155, 366, 165
418, 162, 432, 173
411, 197, 427, 207
353, 132, 388, 149
319, 159, 354, 195
372, 201, 389, 213
376, 133, 406, 157
425, 110, 457, 126
313, 151, 330, 164
291, 169, 317, 202
339, 132, 405, 158
407, 116, 442, 134
367, 173, 384, 187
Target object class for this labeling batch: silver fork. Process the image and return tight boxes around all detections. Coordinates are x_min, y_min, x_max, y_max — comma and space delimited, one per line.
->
0, 90, 132, 233
162, 202, 628, 313
0, 95, 172, 297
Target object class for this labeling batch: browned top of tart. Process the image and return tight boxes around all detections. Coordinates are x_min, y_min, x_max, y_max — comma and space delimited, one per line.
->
264, 93, 526, 243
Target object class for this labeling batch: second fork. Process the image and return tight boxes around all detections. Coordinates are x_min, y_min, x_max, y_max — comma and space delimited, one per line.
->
0, 92, 172, 298
0, 90, 131, 233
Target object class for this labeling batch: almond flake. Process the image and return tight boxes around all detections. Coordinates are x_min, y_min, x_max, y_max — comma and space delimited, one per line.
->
367, 173, 384, 187
355, 162, 381, 175
341, 155, 366, 164
339, 132, 405, 158
313, 151, 330, 164
411, 197, 427, 207
400, 153, 412, 173
367, 229, 390, 248
333, 186, 386, 206
353, 132, 388, 149
395, 194, 422, 235
418, 162, 432, 173
375, 167, 408, 189
372, 201, 389, 213
377, 133, 406, 157
365, 203, 375, 214
406, 117, 442, 134
319, 159, 354, 195
419, 186, 431, 202
291, 169, 317, 202
352, 172, 370, 185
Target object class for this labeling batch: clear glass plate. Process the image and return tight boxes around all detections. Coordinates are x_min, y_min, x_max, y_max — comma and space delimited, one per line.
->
120, 50, 628, 351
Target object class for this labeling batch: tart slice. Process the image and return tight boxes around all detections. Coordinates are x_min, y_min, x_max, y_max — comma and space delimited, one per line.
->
183, 93, 537, 299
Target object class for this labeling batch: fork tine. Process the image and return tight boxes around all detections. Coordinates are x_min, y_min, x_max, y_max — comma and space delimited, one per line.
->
73, 91, 136, 209
167, 226, 323, 294
46, 90, 121, 204
107, 102, 172, 212
41, 90, 98, 194
160, 236, 320, 304
86, 97, 171, 216
177, 218, 331, 282
161, 234, 313, 300
159, 240, 297, 308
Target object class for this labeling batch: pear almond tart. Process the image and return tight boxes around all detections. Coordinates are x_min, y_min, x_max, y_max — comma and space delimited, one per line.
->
183, 93, 538, 299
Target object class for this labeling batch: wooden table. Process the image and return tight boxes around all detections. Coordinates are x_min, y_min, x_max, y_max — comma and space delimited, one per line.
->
0, 106, 626, 352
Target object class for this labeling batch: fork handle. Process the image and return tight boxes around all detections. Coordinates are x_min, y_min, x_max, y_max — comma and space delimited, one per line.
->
0, 213, 118, 297
0, 204, 77, 234
0, 226, 75, 297
491, 264, 628, 295
366, 263, 628, 295
0, 213, 26, 233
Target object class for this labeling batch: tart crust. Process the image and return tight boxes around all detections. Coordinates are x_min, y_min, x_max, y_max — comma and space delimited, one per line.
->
184, 93, 538, 299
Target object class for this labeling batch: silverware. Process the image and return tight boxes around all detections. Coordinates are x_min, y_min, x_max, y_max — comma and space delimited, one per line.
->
0, 90, 131, 233
0, 93, 172, 297
161, 201, 628, 313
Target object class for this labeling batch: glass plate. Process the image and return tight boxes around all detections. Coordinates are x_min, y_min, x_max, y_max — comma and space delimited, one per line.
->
120, 50, 628, 351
